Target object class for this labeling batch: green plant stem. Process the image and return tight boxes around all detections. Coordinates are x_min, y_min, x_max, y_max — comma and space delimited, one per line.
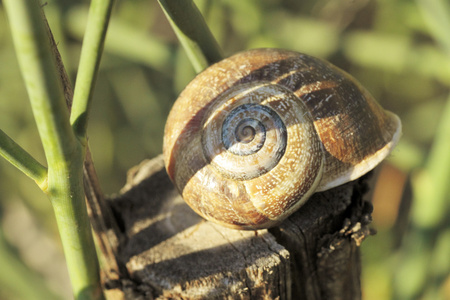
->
415, 1, 450, 221
66, 5, 172, 73
412, 94, 450, 227
157, 0, 223, 73
3, 0, 103, 299
395, 94, 450, 298
0, 129, 48, 189
393, 3, 450, 298
71, 0, 115, 144
393, 103, 450, 300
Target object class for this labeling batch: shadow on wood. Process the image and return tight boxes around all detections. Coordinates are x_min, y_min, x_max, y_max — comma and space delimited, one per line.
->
39, 9, 377, 299
93, 155, 374, 299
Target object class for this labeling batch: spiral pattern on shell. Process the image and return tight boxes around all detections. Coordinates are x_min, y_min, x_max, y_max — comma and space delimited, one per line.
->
163, 48, 402, 229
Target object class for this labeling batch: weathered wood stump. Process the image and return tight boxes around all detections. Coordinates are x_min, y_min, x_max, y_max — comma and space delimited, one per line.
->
40, 8, 376, 299
95, 155, 374, 299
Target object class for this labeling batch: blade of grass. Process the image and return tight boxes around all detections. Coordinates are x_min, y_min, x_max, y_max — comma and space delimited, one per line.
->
417, 0, 450, 55
413, 94, 450, 228
394, 94, 450, 298
394, 3, 450, 297
157, 0, 223, 73
3, 0, 103, 299
71, 0, 115, 144
0, 129, 48, 190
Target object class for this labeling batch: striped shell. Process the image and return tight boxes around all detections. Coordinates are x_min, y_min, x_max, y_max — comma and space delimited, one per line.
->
163, 48, 401, 230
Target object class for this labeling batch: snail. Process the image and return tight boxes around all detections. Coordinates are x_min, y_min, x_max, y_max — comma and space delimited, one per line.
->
163, 48, 401, 230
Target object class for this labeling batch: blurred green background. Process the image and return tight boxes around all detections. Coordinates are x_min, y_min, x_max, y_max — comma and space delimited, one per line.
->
0, 0, 449, 299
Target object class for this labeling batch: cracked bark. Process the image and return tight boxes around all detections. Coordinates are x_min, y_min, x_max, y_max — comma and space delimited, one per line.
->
93, 155, 375, 299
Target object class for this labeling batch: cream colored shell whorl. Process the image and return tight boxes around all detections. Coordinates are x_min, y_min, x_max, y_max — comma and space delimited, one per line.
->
163, 48, 401, 230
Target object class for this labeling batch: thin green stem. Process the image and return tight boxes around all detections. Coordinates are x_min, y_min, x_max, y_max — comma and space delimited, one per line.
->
71, 0, 115, 144
0, 128, 48, 190
4, 0, 76, 167
3, 0, 103, 299
409, 0, 450, 228
395, 95, 450, 297
412, 94, 450, 227
157, 0, 223, 73
394, 4, 450, 298
66, 6, 171, 73
415, 2, 450, 208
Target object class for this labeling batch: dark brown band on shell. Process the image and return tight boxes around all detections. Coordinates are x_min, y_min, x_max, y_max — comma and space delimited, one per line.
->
163, 48, 401, 229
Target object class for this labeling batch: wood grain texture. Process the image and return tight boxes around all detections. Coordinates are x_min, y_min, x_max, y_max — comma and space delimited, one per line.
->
112, 156, 290, 299
45, 11, 375, 299
103, 155, 375, 299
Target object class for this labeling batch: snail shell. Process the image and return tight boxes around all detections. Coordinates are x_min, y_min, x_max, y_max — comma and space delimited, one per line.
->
163, 48, 401, 230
